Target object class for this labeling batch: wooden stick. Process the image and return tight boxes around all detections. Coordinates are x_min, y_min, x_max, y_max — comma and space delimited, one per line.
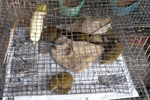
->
3, 18, 17, 64
53, 6, 65, 10
50, 85, 58, 93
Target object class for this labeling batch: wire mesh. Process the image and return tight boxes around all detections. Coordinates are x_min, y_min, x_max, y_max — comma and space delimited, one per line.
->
0, 0, 149, 99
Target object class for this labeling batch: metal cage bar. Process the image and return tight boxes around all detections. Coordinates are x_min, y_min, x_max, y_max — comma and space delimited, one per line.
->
0, 0, 150, 99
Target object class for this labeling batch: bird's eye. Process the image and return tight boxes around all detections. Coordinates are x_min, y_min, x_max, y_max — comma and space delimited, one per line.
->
114, 40, 118, 43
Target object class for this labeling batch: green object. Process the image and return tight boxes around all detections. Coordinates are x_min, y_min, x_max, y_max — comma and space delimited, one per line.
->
42, 26, 61, 43
36, 4, 47, 14
100, 38, 123, 64
50, 72, 73, 94
59, 0, 85, 16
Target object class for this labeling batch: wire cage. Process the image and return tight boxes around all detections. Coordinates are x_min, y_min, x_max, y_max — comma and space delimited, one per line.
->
0, 0, 150, 99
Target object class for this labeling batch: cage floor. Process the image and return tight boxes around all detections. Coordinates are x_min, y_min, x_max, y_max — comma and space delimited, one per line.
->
2, 27, 138, 97
4, 88, 139, 100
